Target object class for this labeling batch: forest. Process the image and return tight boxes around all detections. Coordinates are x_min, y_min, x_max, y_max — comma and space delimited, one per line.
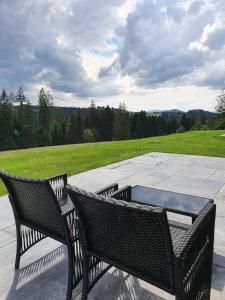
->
0, 87, 223, 151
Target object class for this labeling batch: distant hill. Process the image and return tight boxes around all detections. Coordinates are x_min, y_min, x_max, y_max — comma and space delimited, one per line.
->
14, 105, 86, 119
147, 108, 216, 121
186, 109, 216, 121
53, 106, 89, 117
147, 109, 184, 114
18, 105, 217, 122
15, 105, 118, 119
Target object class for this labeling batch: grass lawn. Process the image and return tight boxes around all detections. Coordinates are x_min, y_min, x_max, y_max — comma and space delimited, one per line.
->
0, 130, 225, 196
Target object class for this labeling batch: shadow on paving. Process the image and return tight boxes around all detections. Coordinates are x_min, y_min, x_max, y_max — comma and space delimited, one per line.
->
5, 246, 167, 300
5, 246, 68, 300
86, 268, 166, 300
212, 253, 225, 292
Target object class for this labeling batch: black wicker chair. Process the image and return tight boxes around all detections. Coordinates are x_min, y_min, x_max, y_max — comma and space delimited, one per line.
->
66, 184, 216, 300
0, 170, 118, 300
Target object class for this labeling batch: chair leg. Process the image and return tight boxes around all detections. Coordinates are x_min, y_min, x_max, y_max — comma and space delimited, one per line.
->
15, 223, 21, 269
66, 244, 74, 300
81, 254, 89, 300
204, 251, 213, 300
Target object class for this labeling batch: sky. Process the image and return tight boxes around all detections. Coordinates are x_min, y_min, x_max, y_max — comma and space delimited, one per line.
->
0, 0, 225, 112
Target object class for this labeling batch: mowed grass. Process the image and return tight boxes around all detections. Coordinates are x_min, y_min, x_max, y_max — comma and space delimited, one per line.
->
0, 130, 225, 196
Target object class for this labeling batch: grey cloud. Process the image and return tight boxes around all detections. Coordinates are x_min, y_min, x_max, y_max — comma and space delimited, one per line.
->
67, 0, 125, 49
1, 0, 225, 101
195, 61, 225, 89
98, 58, 120, 78
0, 0, 123, 99
206, 27, 225, 50
188, 0, 205, 15
100, 0, 225, 90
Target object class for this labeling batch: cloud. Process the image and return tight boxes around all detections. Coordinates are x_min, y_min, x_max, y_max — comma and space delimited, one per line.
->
100, 0, 225, 91
188, 0, 205, 15
0, 0, 225, 109
0, 0, 129, 100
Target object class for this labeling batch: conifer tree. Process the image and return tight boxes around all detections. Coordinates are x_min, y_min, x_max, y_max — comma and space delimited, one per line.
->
113, 103, 131, 140
76, 111, 83, 143
0, 89, 14, 150
15, 87, 27, 147
134, 111, 148, 138
69, 112, 83, 144
23, 100, 37, 147
69, 113, 76, 143
89, 100, 97, 129
52, 123, 64, 145
100, 106, 113, 140
38, 88, 54, 146
14, 87, 37, 148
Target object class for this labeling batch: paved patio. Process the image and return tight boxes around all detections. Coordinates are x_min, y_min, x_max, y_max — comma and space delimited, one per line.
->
0, 152, 225, 300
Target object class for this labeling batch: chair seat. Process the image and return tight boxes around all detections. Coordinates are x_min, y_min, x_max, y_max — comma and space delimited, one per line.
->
169, 220, 190, 249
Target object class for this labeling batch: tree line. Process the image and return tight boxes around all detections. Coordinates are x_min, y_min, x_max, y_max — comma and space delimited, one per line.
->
0, 86, 223, 151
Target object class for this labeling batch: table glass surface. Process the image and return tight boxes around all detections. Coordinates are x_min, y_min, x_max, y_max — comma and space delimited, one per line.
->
131, 185, 210, 216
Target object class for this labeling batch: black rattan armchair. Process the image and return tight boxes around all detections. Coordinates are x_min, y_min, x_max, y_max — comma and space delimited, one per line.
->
0, 170, 118, 300
66, 184, 216, 300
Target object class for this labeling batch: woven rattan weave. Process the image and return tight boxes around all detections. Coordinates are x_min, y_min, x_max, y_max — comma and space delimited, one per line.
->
0, 170, 118, 300
66, 184, 216, 300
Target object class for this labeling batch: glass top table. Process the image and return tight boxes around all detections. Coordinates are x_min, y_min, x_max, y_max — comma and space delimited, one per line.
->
131, 185, 212, 221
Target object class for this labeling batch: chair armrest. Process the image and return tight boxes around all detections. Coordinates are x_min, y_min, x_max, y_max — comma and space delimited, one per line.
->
96, 183, 119, 197
47, 173, 67, 185
173, 202, 216, 290
111, 186, 132, 202
47, 174, 67, 202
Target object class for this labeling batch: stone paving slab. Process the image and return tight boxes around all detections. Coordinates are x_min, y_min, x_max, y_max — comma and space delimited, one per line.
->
154, 162, 217, 179
0, 152, 225, 299
215, 184, 225, 201
152, 175, 225, 198
210, 170, 225, 181
0, 231, 15, 248
0, 195, 14, 230
3, 225, 16, 236
119, 172, 170, 188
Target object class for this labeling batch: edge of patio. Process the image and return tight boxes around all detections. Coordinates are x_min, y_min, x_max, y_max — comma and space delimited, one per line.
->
1, 152, 225, 299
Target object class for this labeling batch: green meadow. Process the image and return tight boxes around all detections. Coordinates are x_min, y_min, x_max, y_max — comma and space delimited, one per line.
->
0, 130, 225, 196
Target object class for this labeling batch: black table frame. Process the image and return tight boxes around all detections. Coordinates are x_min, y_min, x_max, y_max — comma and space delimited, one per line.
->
130, 185, 213, 223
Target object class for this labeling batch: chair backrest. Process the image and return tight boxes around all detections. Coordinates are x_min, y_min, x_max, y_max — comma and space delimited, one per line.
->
0, 170, 65, 240
66, 185, 175, 291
